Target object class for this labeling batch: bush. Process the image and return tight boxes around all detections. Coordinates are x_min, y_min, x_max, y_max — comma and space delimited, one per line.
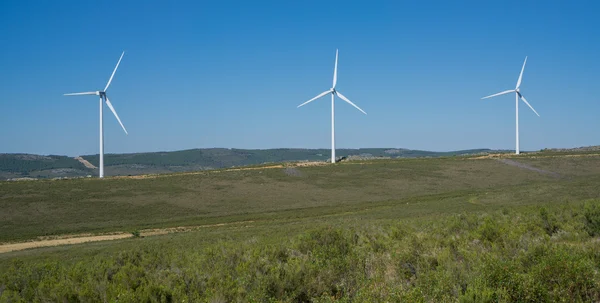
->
477, 216, 503, 243
2, 205, 600, 302
583, 200, 600, 236
539, 207, 559, 236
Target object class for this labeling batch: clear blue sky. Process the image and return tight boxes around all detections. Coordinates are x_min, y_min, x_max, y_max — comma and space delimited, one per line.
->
1, 0, 599, 156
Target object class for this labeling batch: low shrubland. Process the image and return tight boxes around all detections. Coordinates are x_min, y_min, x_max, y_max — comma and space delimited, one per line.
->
2, 200, 600, 302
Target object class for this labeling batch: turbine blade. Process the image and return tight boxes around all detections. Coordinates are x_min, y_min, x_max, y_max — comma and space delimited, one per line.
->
105, 96, 128, 134
64, 92, 97, 96
297, 90, 331, 108
104, 51, 125, 92
335, 91, 367, 115
332, 49, 338, 88
516, 56, 527, 88
481, 90, 515, 99
519, 94, 540, 117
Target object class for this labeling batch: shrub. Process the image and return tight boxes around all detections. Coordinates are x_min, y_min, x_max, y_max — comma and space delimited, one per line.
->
477, 216, 503, 243
539, 207, 559, 236
2, 205, 600, 302
583, 200, 600, 236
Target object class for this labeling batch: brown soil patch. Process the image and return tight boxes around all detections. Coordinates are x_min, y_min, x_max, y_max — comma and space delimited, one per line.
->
113, 174, 160, 180
294, 161, 328, 167
74, 156, 97, 169
110, 162, 330, 180
469, 153, 513, 160
223, 165, 284, 172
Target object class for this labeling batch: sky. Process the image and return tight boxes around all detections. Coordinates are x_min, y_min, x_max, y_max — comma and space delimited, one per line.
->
1, 0, 599, 156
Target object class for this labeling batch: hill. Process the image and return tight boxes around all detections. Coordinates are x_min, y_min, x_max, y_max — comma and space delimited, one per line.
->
1, 153, 600, 301
0, 154, 92, 180
0, 147, 497, 180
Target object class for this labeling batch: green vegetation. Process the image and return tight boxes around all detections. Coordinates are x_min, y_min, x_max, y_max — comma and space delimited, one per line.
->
1, 154, 600, 301
0, 154, 90, 179
3, 146, 599, 180
4, 156, 600, 242
1, 202, 600, 302
1, 148, 497, 180
84, 148, 498, 168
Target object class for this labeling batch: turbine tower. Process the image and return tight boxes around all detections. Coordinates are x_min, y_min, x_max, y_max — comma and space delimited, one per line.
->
482, 56, 539, 155
297, 49, 367, 163
64, 52, 129, 178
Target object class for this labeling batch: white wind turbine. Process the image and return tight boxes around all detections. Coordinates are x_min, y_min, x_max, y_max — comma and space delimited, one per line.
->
482, 56, 540, 155
64, 51, 129, 178
297, 49, 367, 163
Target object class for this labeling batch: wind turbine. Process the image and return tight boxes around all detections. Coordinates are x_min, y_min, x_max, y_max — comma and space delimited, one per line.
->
482, 56, 540, 155
64, 51, 129, 178
297, 49, 367, 163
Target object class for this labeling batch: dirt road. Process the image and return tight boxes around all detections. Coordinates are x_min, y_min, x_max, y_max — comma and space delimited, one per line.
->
0, 221, 254, 254
497, 159, 561, 178
0, 234, 131, 254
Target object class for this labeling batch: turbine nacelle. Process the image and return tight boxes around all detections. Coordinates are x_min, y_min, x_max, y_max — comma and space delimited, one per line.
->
481, 56, 538, 118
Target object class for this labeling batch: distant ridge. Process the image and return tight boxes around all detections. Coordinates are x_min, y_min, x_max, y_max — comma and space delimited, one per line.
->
0, 147, 546, 180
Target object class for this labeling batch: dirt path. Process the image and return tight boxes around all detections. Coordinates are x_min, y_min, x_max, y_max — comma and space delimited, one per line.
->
497, 159, 561, 178
0, 221, 254, 254
0, 234, 130, 254
75, 156, 96, 169
112, 162, 328, 180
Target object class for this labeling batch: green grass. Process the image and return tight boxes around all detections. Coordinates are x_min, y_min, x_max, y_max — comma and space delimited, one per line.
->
1, 155, 600, 301
2, 201, 600, 302
3, 156, 600, 242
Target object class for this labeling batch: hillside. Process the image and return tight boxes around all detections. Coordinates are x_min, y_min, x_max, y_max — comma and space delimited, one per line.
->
1, 153, 600, 301
0, 147, 496, 180
2, 153, 599, 242
0, 154, 92, 180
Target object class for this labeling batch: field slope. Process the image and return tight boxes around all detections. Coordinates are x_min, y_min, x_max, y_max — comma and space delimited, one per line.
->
1, 153, 600, 301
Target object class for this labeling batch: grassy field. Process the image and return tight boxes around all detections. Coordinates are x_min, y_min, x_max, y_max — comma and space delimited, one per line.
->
1, 154, 600, 301
0, 148, 500, 180
2, 155, 600, 242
